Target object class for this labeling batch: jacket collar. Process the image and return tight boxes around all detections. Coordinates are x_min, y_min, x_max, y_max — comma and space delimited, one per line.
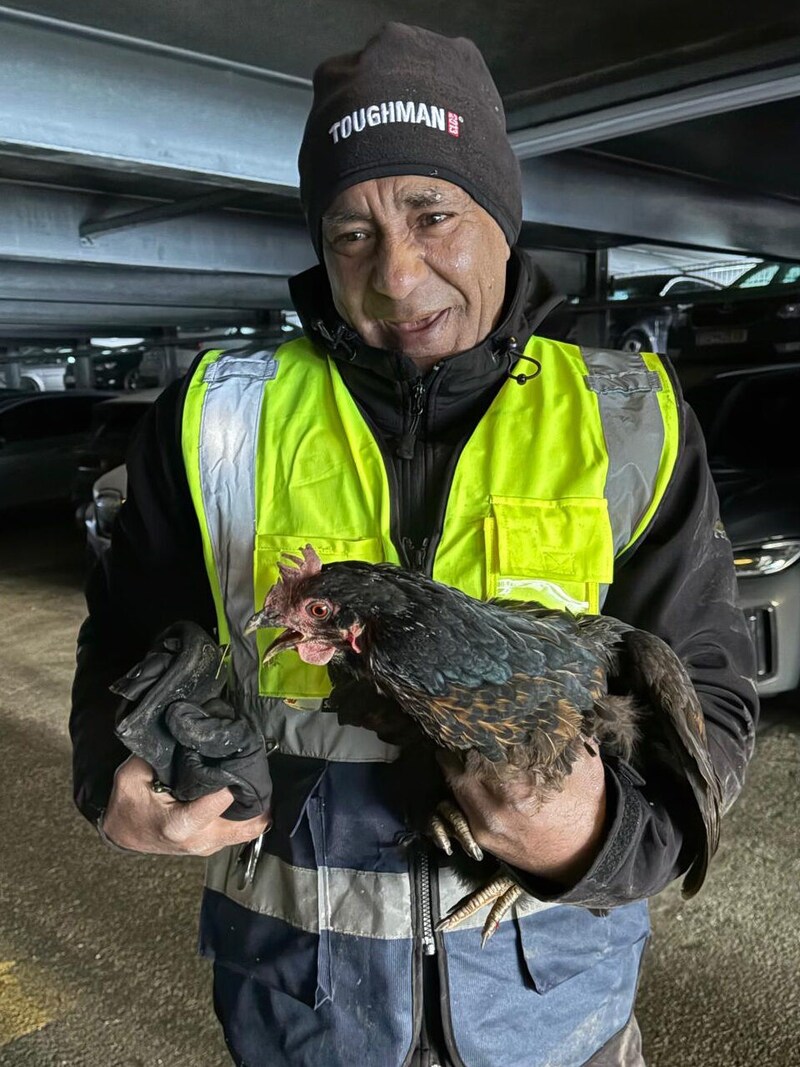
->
288, 248, 566, 395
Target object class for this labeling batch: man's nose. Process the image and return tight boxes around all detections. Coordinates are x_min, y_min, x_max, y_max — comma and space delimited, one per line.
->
370, 233, 427, 302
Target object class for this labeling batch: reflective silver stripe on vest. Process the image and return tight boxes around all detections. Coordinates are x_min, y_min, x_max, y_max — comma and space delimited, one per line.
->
198, 351, 400, 763
201, 352, 276, 683
581, 348, 665, 561
250, 695, 399, 761
206, 849, 413, 939
205, 849, 553, 938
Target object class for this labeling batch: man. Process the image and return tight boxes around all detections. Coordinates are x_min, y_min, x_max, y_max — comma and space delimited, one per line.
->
71, 23, 757, 1067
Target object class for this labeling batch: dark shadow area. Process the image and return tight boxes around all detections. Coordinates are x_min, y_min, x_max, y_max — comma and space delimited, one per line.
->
0, 703, 227, 1065
0, 502, 87, 587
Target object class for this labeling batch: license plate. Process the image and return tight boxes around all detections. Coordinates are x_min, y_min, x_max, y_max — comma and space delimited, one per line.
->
695, 328, 748, 346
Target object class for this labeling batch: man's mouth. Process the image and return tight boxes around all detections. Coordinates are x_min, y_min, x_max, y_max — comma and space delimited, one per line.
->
383, 309, 448, 341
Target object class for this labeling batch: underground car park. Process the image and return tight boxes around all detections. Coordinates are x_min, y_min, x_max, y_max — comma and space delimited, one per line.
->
0, 5, 799, 1067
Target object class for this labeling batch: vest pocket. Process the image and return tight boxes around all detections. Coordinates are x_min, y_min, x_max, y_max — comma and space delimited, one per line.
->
485, 496, 614, 614
516, 901, 649, 995
254, 534, 385, 699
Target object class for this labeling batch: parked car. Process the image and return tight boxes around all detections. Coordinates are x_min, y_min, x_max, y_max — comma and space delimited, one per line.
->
64, 349, 144, 391
685, 363, 800, 697
570, 273, 722, 353
0, 390, 106, 510
72, 389, 161, 512
672, 260, 800, 362
0, 364, 66, 392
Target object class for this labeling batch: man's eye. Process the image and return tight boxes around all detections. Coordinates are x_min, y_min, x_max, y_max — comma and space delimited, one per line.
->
420, 213, 451, 227
307, 601, 330, 619
333, 230, 369, 244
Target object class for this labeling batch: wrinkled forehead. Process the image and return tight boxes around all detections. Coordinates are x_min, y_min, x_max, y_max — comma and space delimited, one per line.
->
322, 175, 474, 223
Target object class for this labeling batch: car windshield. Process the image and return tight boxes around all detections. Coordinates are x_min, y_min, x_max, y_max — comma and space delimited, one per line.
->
732, 262, 800, 288
692, 372, 798, 469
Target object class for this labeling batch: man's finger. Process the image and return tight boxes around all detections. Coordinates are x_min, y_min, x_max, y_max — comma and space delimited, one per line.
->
178, 786, 235, 832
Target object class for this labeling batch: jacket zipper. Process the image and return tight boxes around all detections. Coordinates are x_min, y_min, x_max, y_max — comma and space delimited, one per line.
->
401, 536, 430, 573
418, 848, 437, 957
396, 377, 427, 460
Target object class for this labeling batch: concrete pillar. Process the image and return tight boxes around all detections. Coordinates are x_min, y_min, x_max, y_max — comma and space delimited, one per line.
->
75, 355, 94, 389
4, 361, 21, 389
161, 327, 179, 384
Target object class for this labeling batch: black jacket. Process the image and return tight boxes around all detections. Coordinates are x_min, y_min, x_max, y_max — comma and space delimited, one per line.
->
70, 249, 758, 910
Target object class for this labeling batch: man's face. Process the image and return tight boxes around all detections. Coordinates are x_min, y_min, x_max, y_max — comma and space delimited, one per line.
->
321, 177, 510, 369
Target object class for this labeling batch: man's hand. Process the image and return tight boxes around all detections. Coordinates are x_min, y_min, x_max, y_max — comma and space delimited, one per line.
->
439, 743, 607, 886
102, 755, 270, 856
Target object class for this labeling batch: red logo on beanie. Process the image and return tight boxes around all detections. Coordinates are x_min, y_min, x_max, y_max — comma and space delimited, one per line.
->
447, 111, 461, 138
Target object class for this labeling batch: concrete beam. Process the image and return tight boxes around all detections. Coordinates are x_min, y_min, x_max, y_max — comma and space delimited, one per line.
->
520, 151, 800, 260
0, 182, 315, 274
0, 7, 310, 193
0, 300, 265, 329
509, 57, 800, 158
0, 261, 291, 308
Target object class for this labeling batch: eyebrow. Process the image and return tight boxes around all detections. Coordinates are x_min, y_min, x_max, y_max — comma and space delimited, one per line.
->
402, 188, 446, 208
322, 188, 458, 226
322, 208, 372, 225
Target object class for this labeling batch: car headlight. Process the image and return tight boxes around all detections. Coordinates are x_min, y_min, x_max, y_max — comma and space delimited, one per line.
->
776, 303, 800, 319
733, 539, 800, 577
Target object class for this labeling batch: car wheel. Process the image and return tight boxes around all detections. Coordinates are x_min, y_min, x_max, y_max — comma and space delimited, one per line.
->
620, 329, 653, 354
123, 369, 140, 391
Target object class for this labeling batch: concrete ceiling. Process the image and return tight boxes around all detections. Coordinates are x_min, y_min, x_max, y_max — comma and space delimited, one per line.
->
1, 1, 799, 342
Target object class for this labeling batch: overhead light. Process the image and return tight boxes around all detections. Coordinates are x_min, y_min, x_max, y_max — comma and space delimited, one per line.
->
90, 336, 145, 348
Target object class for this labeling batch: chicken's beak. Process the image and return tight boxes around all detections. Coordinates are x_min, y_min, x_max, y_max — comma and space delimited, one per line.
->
260, 629, 303, 664
244, 609, 303, 664
244, 608, 275, 636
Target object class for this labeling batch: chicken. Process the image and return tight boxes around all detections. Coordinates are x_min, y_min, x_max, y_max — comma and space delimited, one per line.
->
245, 545, 722, 943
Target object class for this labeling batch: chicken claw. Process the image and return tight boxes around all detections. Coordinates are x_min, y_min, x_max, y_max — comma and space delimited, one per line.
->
426, 799, 483, 861
436, 874, 524, 947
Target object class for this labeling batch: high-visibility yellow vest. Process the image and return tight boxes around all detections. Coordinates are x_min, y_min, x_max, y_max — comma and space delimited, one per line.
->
182, 335, 679, 701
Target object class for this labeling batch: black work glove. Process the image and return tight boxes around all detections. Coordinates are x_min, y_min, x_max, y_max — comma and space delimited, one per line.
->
111, 621, 274, 821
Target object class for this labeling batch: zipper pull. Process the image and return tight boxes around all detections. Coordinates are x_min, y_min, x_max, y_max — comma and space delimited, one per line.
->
413, 538, 430, 572
396, 379, 426, 460
402, 537, 430, 573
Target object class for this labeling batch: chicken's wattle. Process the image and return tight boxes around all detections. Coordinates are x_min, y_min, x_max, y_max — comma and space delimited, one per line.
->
296, 639, 337, 665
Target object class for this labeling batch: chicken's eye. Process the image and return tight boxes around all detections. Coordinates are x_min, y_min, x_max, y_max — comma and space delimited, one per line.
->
307, 601, 330, 620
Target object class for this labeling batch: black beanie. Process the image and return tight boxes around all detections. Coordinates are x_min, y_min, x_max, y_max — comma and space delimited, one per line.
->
299, 23, 522, 258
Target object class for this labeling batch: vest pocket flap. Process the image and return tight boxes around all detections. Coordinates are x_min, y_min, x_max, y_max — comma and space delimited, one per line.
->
489, 496, 614, 586
255, 534, 386, 571
516, 902, 649, 995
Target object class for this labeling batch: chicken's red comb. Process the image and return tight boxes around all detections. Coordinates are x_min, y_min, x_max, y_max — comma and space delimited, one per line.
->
276, 544, 322, 584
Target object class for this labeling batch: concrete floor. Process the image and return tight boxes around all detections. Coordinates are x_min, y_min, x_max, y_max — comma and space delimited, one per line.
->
0, 504, 797, 1067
